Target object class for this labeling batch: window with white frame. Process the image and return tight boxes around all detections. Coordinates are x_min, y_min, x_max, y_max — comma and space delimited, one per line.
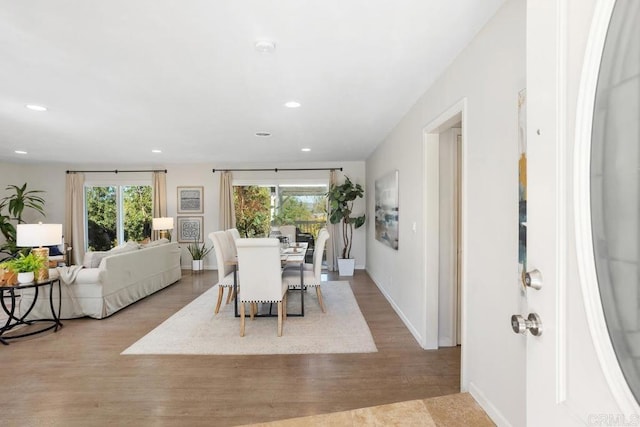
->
233, 183, 328, 238
84, 183, 152, 250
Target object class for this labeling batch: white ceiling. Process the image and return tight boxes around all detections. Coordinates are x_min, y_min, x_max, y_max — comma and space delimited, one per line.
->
0, 0, 505, 165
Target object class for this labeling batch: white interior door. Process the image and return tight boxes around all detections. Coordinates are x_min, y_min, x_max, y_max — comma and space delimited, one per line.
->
524, 0, 640, 425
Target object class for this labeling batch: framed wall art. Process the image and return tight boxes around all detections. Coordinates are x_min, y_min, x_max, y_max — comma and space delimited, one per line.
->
518, 88, 527, 287
177, 186, 204, 214
177, 216, 204, 243
375, 170, 399, 250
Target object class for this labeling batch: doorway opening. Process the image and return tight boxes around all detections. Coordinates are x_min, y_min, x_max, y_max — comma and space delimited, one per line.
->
438, 126, 462, 347
423, 99, 467, 389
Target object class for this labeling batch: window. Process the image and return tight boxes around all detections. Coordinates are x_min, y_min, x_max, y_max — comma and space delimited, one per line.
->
85, 184, 152, 250
233, 184, 327, 238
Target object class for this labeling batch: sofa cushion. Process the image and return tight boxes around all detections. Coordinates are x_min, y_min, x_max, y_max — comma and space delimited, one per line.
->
141, 238, 169, 248
82, 251, 109, 268
109, 240, 140, 254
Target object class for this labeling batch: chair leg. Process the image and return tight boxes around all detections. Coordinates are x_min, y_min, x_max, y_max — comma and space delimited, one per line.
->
215, 287, 224, 314
277, 301, 283, 337
226, 287, 233, 304
283, 293, 287, 318
240, 302, 246, 337
316, 286, 326, 313
250, 302, 257, 320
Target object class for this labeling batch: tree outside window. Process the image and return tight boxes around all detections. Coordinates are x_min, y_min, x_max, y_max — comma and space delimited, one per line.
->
233, 184, 327, 239
234, 186, 271, 238
86, 185, 152, 250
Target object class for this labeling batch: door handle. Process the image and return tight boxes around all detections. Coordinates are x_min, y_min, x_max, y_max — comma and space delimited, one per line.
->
511, 313, 543, 336
524, 269, 543, 290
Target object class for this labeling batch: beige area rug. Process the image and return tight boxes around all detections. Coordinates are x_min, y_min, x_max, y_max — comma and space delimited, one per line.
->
122, 281, 377, 355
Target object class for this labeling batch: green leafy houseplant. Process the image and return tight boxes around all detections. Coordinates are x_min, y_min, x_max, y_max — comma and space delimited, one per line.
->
187, 240, 213, 260
0, 251, 46, 273
327, 176, 366, 259
0, 183, 46, 256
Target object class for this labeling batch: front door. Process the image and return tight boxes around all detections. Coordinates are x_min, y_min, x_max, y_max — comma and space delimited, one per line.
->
525, 0, 640, 425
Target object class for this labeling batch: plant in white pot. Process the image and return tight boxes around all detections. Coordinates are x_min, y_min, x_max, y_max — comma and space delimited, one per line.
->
187, 239, 213, 272
0, 251, 46, 284
327, 176, 365, 276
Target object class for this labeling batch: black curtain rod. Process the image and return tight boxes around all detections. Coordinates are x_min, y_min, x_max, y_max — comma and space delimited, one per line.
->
212, 167, 342, 173
66, 169, 167, 174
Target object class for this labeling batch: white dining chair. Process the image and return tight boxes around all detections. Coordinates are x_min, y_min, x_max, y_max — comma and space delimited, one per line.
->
278, 225, 296, 243
226, 228, 241, 258
236, 238, 289, 337
209, 231, 236, 314
283, 228, 330, 312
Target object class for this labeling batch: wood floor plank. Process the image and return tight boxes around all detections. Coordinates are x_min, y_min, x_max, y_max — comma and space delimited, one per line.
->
0, 270, 460, 426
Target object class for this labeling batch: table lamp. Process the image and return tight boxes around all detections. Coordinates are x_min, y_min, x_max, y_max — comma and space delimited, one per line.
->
152, 217, 174, 240
17, 222, 63, 281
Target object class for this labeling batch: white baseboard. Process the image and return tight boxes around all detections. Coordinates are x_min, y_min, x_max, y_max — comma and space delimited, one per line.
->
468, 382, 512, 427
366, 268, 424, 347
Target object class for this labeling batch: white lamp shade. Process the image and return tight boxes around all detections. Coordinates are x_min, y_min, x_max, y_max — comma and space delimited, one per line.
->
152, 217, 174, 231
17, 223, 63, 247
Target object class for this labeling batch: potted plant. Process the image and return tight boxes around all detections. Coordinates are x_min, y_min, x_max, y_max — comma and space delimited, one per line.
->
327, 176, 366, 276
0, 183, 46, 256
0, 251, 46, 284
187, 239, 213, 271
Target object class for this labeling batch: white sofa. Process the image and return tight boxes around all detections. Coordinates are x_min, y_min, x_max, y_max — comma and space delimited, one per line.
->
20, 241, 182, 319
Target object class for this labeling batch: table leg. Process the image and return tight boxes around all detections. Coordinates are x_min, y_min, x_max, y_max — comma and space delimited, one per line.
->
299, 262, 304, 316
49, 279, 63, 331
233, 265, 239, 318
0, 289, 14, 345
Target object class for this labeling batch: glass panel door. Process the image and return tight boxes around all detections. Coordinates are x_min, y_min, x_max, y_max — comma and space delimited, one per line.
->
590, 0, 640, 403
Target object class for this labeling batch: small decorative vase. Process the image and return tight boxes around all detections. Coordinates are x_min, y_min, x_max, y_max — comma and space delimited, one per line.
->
17, 271, 34, 284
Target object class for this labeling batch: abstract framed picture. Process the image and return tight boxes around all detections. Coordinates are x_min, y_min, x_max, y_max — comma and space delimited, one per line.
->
375, 170, 399, 250
177, 216, 204, 243
177, 186, 204, 214
518, 88, 527, 288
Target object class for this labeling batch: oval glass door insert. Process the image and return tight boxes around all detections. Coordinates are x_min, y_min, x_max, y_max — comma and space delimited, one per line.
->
590, 0, 640, 404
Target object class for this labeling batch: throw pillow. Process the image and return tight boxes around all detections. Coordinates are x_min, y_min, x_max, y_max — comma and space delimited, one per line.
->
47, 245, 64, 256
82, 251, 109, 268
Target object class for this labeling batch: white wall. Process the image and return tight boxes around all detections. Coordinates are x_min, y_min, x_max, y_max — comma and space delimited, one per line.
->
0, 162, 66, 225
366, 0, 526, 425
0, 160, 365, 270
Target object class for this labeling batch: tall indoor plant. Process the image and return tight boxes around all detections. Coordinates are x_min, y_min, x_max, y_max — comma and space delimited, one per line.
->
327, 176, 365, 276
0, 183, 46, 256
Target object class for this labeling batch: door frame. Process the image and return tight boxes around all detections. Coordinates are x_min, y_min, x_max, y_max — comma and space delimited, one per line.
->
422, 97, 468, 388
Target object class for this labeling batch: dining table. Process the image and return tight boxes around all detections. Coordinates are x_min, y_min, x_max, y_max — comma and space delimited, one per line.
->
228, 241, 309, 318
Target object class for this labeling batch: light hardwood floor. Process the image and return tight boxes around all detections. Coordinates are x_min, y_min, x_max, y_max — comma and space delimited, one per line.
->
1, 270, 460, 426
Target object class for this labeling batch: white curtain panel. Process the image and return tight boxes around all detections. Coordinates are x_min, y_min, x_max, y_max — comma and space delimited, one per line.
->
65, 172, 85, 265
219, 171, 236, 230
152, 171, 167, 240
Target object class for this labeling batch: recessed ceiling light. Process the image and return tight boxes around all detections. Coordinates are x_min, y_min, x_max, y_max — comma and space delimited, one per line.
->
151, 149, 162, 154
284, 101, 301, 108
26, 104, 47, 112
14, 150, 27, 155
301, 148, 311, 152
255, 132, 272, 137
254, 40, 276, 53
